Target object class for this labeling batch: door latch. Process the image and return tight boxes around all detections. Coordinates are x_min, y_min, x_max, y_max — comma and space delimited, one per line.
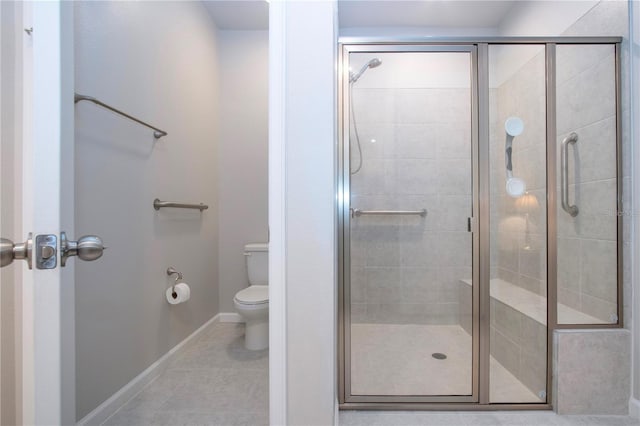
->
35, 234, 57, 269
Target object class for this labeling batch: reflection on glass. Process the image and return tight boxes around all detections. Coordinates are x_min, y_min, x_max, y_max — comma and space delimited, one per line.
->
488, 45, 547, 403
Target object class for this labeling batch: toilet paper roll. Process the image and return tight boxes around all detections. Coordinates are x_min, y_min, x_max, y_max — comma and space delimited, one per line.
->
166, 282, 191, 305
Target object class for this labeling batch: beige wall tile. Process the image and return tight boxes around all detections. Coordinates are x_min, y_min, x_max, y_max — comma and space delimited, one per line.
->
554, 330, 630, 414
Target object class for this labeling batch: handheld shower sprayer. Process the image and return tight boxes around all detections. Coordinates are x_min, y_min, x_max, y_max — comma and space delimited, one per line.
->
349, 57, 382, 174
349, 58, 382, 84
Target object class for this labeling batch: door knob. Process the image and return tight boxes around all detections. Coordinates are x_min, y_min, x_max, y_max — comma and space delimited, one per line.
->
0, 234, 33, 269
60, 232, 105, 267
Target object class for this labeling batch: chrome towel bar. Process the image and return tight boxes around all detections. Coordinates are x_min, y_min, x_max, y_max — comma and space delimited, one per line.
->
561, 132, 579, 217
74, 93, 168, 139
351, 208, 427, 218
154, 199, 208, 211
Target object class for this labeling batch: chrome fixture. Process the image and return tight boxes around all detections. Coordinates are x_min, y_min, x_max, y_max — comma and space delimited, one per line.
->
504, 117, 526, 198
60, 232, 105, 267
167, 267, 183, 294
74, 93, 168, 139
0, 234, 33, 269
351, 208, 427, 218
349, 57, 382, 174
349, 58, 382, 83
167, 267, 183, 282
153, 199, 209, 211
561, 132, 579, 217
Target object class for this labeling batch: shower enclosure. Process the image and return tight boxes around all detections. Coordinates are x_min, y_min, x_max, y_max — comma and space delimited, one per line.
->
338, 38, 622, 409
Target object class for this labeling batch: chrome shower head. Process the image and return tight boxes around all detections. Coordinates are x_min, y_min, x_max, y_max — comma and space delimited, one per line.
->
367, 58, 382, 68
349, 58, 382, 83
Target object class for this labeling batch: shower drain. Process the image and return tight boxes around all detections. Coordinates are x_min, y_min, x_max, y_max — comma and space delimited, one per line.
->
432, 353, 447, 360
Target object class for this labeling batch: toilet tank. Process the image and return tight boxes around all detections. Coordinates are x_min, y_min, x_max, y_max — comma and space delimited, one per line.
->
244, 243, 268, 285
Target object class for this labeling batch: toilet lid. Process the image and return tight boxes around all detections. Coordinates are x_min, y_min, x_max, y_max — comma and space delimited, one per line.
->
235, 285, 268, 305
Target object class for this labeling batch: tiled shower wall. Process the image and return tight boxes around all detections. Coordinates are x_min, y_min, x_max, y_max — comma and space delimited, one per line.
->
489, 4, 625, 327
488, 43, 618, 324
350, 87, 472, 325
556, 44, 618, 323
559, 0, 630, 331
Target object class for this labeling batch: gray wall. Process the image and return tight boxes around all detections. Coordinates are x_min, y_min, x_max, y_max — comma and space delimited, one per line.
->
218, 30, 269, 314
74, 2, 220, 419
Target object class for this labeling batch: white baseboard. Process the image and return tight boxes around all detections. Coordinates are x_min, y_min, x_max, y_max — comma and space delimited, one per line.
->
630, 397, 640, 418
77, 314, 221, 426
219, 312, 244, 323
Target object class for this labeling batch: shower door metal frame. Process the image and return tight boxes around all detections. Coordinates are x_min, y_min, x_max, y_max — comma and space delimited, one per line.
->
337, 37, 623, 411
338, 43, 481, 405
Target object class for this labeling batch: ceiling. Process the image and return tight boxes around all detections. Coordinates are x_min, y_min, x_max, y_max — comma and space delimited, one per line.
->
338, 1, 518, 29
202, 0, 520, 31
202, 1, 269, 31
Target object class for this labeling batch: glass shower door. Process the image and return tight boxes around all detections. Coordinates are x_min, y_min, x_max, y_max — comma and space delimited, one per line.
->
344, 47, 477, 401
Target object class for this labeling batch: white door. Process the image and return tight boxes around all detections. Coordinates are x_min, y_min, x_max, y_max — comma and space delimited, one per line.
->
1, 2, 90, 424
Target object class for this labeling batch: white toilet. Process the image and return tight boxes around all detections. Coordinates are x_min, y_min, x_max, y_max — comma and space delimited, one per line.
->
234, 242, 269, 350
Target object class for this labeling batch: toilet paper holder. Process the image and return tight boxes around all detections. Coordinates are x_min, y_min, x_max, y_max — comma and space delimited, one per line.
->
167, 267, 183, 295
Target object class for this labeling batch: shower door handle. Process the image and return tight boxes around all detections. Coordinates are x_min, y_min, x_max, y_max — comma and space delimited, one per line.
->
561, 132, 579, 217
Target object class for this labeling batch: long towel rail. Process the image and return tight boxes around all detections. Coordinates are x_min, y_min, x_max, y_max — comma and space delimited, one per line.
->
351, 208, 427, 218
75, 93, 168, 139
154, 199, 208, 211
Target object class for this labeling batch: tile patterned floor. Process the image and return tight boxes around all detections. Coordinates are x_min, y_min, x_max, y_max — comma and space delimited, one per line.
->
102, 321, 639, 426
102, 322, 268, 426
351, 324, 541, 402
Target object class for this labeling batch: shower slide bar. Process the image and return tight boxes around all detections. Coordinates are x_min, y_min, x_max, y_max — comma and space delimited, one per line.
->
74, 93, 168, 139
351, 208, 427, 218
561, 132, 579, 217
153, 199, 209, 211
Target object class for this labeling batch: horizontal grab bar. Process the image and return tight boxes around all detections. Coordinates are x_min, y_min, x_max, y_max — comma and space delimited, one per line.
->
75, 93, 168, 139
153, 199, 208, 211
351, 208, 427, 218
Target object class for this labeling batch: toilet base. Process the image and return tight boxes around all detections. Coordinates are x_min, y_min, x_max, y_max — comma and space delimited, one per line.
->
245, 319, 269, 350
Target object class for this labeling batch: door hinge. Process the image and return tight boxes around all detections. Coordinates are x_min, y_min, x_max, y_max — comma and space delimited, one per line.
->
468, 217, 476, 232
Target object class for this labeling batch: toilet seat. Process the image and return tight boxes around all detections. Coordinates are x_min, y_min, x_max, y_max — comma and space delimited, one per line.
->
234, 285, 268, 306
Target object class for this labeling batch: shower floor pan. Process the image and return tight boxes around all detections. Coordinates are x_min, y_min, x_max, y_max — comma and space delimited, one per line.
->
350, 323, 543, 403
